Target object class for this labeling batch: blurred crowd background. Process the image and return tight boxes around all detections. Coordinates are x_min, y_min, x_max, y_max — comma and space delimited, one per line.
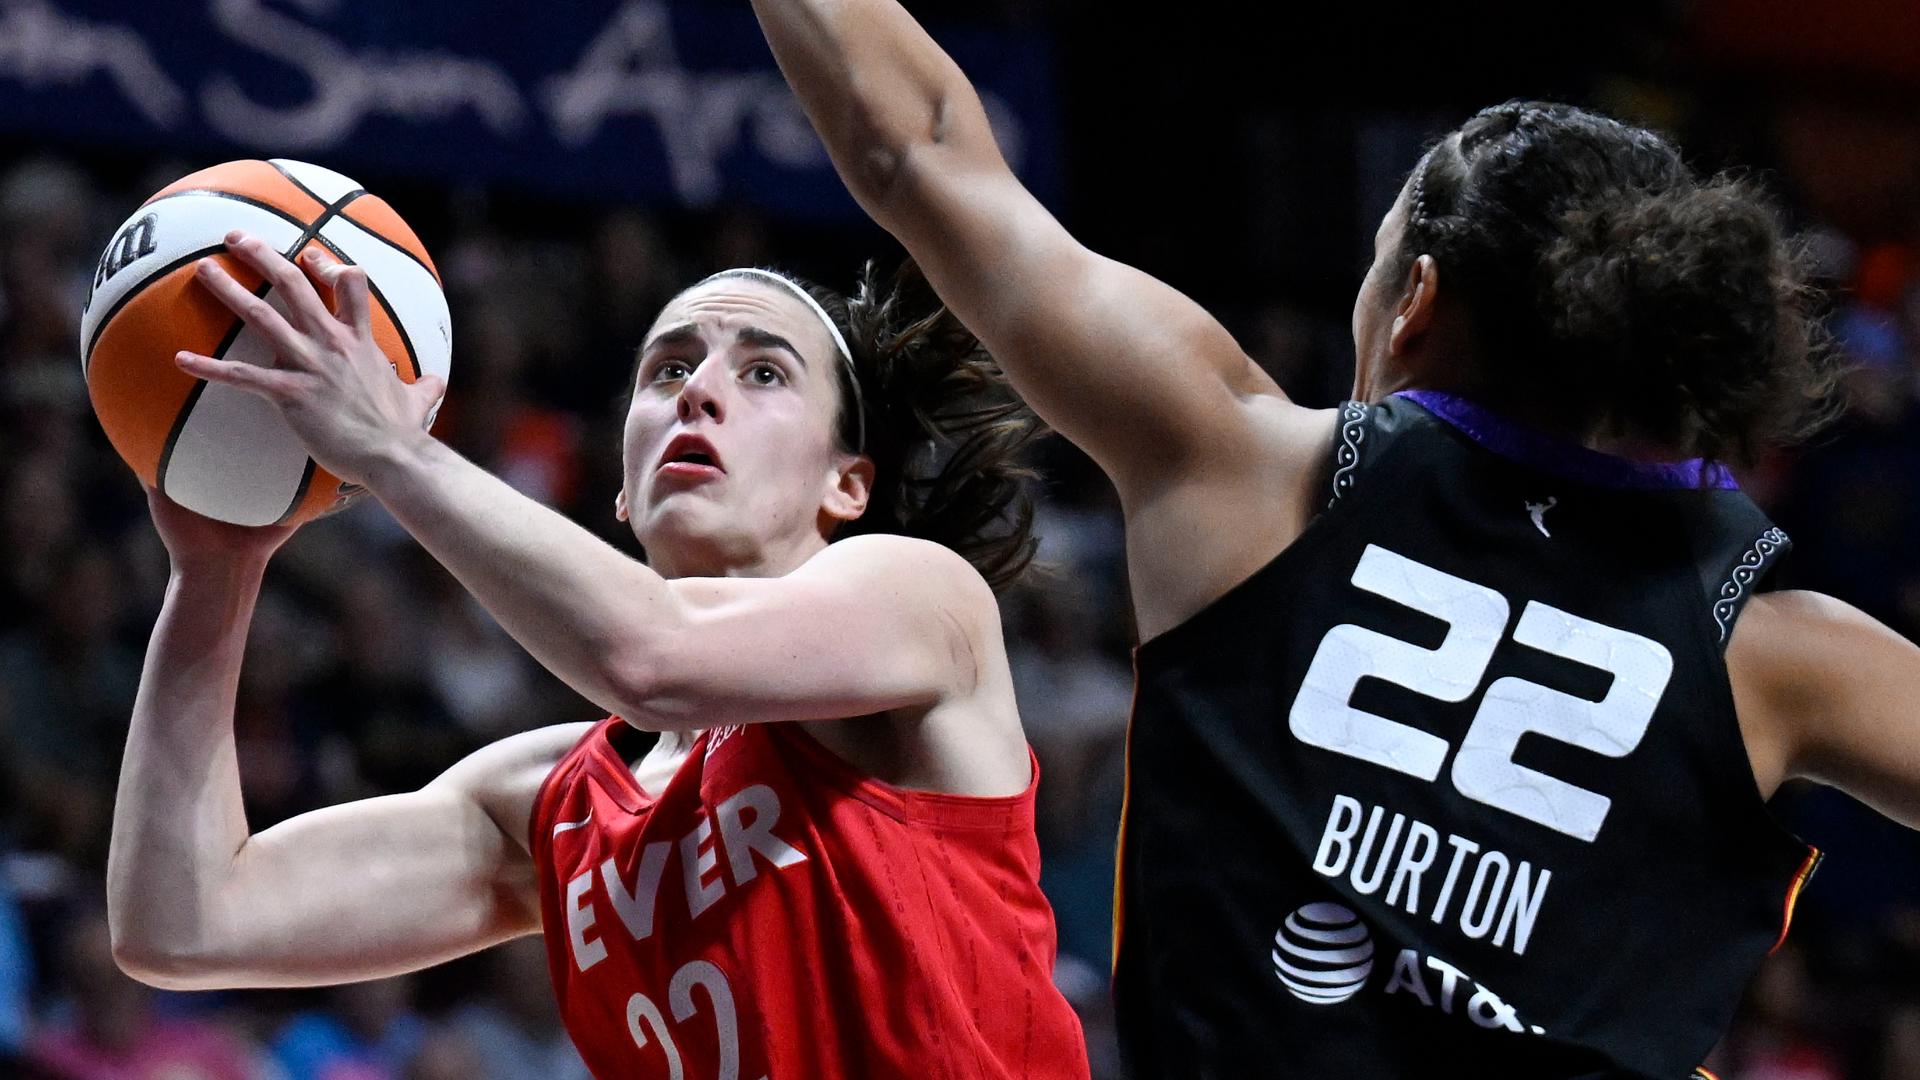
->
2, 0, 1919, 1078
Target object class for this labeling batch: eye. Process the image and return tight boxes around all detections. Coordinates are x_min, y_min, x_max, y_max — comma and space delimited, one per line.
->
650, 359, 692, 384
744, 361, 786, 386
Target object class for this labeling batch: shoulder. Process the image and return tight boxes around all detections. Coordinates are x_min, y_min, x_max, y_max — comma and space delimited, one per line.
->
429, 721, 595, 856
1122, 401, 1340, 641
804, 534, 1000, 621
1729, 590, 1882, 683
1728, 590, 1918, 788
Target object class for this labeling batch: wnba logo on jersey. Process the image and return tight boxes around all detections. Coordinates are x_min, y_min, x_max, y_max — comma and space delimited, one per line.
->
1271, 902, 1374, 1004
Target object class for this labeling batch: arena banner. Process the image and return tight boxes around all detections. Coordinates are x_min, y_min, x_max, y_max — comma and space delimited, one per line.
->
0, 0, 1060, 218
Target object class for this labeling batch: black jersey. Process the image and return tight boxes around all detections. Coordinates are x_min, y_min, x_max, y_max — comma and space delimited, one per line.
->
1114, 391, 1820, 1080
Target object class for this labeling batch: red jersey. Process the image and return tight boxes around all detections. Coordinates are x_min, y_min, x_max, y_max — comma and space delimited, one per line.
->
531, 716, 1090, 1080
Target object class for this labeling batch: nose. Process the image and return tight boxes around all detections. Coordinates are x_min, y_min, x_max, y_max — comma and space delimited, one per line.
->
676, 361, 727, 424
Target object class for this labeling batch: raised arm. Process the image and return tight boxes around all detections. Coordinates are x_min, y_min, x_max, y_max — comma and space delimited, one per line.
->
107, 493, 580, 990
1729, 590, 1920, 828
747, 0, 1302, 499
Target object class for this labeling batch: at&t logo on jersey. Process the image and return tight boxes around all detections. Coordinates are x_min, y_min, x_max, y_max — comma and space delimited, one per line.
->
1271, 899, 1547, 1036
1272, 902, 1374, 1004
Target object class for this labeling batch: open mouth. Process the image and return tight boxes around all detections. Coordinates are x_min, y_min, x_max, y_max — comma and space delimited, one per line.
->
657, 433, 725, 475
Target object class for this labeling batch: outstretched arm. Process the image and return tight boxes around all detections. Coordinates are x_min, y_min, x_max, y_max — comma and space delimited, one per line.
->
107, 493, 574, 990
1729, 590, 1920, 828
748, 0, 1298, 500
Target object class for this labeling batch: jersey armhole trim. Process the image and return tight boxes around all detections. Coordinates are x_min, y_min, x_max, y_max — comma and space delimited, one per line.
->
773, 722, 1038, 831
1769, 846, 1824, 954
1327, 400, 1370, 507
1713, 527, 1791, 647
527, 719, 609, 863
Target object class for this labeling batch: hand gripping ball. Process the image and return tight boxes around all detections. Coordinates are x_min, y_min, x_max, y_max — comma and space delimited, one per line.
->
80, 159, 451, 526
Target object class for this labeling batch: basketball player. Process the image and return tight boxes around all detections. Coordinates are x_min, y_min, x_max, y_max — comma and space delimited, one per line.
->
106, 244, 1091, 1079
750, 5, 1920, 1075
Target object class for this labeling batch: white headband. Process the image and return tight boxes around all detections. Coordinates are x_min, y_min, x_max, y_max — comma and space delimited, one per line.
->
700, 268, 865, 452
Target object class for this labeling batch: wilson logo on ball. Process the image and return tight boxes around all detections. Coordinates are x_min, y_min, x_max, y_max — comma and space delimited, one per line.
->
80, 158, 451, 528
1271, 902, 1374, 1005
91, 212, 160, 299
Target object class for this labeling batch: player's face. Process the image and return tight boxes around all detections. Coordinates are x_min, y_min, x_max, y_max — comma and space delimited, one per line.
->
1351, 184, 1415, 400
620, 279, 869, 572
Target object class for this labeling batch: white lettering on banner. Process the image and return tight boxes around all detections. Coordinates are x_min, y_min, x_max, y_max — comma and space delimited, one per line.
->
541, 1, 1027, 205
566, 784, 809, 972
0, 1, 1032, 209
1311, 793, 1552, 957
201, 0, 525, 149
0, 0, 187, 125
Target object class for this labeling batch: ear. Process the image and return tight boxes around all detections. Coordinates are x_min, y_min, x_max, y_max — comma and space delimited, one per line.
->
614, 487, 630, 523
1387, 254, 1441, 359
821, 454, 875, 526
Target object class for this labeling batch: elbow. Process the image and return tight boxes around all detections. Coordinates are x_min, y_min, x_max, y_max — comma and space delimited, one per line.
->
107, 898, 241, 992
109, 930, 216, 992
600, 648, 671, 731
601, 641, 714, 733
842, 88, 969, 219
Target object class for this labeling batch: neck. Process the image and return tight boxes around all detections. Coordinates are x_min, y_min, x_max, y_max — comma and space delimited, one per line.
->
644, 528, 828, 582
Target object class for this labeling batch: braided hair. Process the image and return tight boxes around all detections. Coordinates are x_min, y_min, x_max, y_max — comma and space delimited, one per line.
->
1394, 101, 1836, 464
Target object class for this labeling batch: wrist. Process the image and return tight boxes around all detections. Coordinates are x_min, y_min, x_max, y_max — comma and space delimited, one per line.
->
169, 550, 271, 582
356, 425, 440, 495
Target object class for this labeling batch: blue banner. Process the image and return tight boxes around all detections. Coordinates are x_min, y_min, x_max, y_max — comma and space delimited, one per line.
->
0, 0, 1060, 219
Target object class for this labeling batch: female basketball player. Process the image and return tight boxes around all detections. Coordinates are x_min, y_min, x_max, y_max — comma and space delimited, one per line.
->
750, 4, 1920, 1076
106, 246, 1090, 1079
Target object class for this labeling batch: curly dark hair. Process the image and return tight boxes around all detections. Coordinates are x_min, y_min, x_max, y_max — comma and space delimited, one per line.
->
1393, 100, 1836, 464
700, 261, 1043, 591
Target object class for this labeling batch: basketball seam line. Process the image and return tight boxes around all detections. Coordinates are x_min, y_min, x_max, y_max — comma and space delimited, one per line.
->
265, 159, 335, 211
340, 207, 438, 281
86, 191, 319, 371
82, 243, 230, 372
156, 278, 269, 496
154, 381, 210, 495
302, 230, 422, 381
269, 187, 367, 523
154, 184, 363, 518
273, 460, 322, 526
266, 160, 438, 282
139, 189, 312, 229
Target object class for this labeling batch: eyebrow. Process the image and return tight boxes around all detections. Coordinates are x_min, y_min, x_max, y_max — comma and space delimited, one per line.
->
737, 326, 808, 369
640, 323, 701, 354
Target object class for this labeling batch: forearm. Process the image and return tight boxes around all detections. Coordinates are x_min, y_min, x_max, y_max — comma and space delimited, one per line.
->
363, 433, 675, 717
107, 560, 265, 975
749, 0, 994, 216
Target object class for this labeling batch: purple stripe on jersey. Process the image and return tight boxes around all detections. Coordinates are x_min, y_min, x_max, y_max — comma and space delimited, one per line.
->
1395, 389, 1740, 491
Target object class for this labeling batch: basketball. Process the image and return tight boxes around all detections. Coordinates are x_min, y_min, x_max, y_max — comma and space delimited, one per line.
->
79, 159, 452, 527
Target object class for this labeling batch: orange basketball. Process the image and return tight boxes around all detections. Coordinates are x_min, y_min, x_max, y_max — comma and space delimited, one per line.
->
80, 159, 451, 526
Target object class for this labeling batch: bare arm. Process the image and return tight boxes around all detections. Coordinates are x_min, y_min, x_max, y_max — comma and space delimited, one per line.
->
179, 236, 1014, 731
106, 503, 582, 989
357, 436, 998, 731
1729, 590, 1920, 828
747, 0, 1305, 498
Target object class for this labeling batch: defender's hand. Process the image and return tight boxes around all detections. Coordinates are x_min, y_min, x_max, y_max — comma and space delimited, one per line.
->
175, 231, 445, 488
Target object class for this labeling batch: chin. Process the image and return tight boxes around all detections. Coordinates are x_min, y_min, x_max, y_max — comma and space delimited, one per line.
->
639, 500, 747, 554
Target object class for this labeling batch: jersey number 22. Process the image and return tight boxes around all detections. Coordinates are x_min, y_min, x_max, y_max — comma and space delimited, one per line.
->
1289, 544, 1674, 842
